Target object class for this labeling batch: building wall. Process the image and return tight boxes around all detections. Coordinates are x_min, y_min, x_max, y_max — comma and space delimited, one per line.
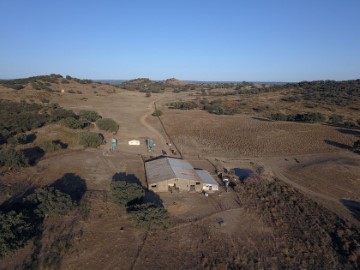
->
203, 184, 219, 192
149, 178, 202, 192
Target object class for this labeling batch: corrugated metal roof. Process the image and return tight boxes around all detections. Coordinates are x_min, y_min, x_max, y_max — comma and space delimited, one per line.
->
145, 157, 200, 184
195, 169, 219, 186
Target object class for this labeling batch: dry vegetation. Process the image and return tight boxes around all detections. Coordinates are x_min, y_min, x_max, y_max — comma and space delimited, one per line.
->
0, 75, 360, 269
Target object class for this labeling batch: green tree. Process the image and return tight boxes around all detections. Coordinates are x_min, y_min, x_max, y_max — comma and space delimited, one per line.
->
0, 148, 29, 169
0, 211, 32, 257
127, 203, 170, 231
63, 117, 88, 129
79, 110, 101, 122
24, 186, 74, 219
79, 131, 104, 147
270, 113, 288, 121
96, 118, 119, 133
328, 114, 344, 125
111, 181, 145, 205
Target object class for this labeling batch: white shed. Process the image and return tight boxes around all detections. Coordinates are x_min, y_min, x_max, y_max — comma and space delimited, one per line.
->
195, 169, 219, 192
128, 140, 140, 146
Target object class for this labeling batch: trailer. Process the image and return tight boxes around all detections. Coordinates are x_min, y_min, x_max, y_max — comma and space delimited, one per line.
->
146, 138, 155, 151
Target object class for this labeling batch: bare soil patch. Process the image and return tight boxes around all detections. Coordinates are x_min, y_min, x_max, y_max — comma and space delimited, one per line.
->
160, 109, 358, 158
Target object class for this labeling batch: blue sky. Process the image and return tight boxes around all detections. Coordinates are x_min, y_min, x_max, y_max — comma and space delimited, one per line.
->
1, 0, 359, 81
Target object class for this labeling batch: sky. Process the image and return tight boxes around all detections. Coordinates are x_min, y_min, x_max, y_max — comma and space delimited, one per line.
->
1, 0, 360, 81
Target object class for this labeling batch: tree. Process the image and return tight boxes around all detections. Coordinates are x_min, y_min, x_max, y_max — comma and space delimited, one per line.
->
79, 131, 104, 147
329, 114, 344, 125
111, 181, 145, 205
0, 211, 32, 257
24, 186, 74, 219
0, 148, 29, 169
79, 110, 101, 122
63, 117, 88, 129
96, 118, 119, 133
270, 113, 287, 121
127, 203, 170, 231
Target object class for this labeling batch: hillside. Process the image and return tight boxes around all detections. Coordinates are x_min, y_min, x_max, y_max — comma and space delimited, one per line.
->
0, 75, 359, 269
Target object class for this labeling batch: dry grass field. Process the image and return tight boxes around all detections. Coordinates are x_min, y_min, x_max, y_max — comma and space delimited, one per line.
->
0, 77, 359, 269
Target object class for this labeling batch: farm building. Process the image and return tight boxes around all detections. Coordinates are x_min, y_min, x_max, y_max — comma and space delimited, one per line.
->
145, 157, 205, 193
128, 140, 140, 146
195, 169, 219, 192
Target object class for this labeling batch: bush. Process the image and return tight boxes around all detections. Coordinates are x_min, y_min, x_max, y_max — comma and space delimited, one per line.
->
152, 109, 163, 117
96, 118, 118, 133
24, 186, 74, 219
145, 92, 151, 97
111, 181, 145, 206
50, 107, 76, 122
79, 131, 103, 147
329, 114, 344, 125
353, 140, 360, 153
41, 140, 66, 152
169, 101, 198, 110
0, 211, 32, 257
282, 95, 301, 102
0, 148, 29, 169
127, 203, 170, 231
254, 104, 271, 112
270, 113, 288, 121
63, 117, 88, 129
79, 110, 101, 122
7, 133, 36, 145
343, 121, 356, 129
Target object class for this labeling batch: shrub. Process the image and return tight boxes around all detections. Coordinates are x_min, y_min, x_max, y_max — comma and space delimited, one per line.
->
50, 107, 76, 122
329, 114, 344, 125
96, 118, 118, 133
0, 148, 29, 169
282, 95, 301, 102
79, 110, 101, 122
353, 140, 360, 153
299, 112, 326, 123
68, 89, 76, 94
270, 113, 288, 121
79, 131, 103, 147
0, 211, 32, 257
343, 121, 356, 129
152, 109, 163, 117
254, 104, 271, 112
63, 117, 88, 129
111, 181, 145, 206
24, 186, 74, 219
127, 203, 170, 231
145, 92, 151, 97
169, 101, 198, 110
8, 133, 35, 145
41, 140, 66, 152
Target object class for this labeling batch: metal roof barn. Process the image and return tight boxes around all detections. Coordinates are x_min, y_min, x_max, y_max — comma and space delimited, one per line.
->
195, 169, 219, 191
145, 157, 202, 192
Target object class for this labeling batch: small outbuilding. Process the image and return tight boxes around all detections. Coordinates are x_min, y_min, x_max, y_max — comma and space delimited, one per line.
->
128, 140, 140, 146
145, 157, 203, 192
195, 169, 219, 192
